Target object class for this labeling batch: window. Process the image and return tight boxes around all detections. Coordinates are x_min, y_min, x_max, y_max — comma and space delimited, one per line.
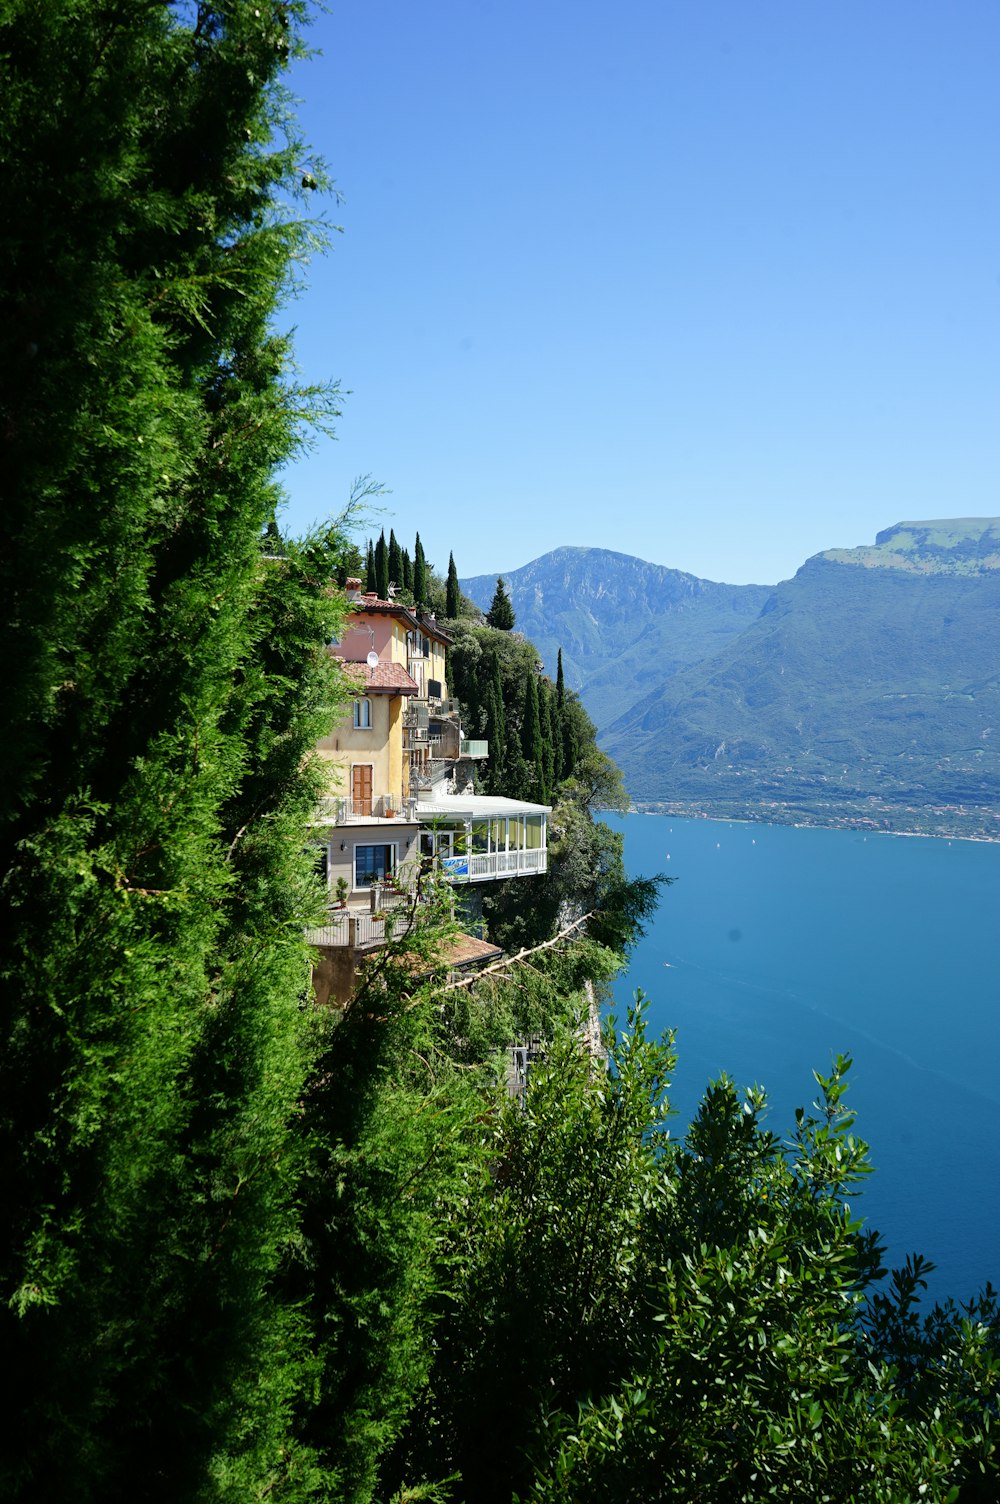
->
355, 843, 395, 887
353, 697, 371, 729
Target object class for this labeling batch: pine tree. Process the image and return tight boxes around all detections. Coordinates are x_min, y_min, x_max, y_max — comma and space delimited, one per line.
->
414, 533, 427, 606
486, 576, 515, 631
388, 528, 402, 592
374, 528, 389, 600
446, 551, 461, 618
0, 4, 345, 1495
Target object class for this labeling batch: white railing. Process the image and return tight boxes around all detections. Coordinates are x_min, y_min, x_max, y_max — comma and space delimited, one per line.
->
444, 848, 546, 882
314, 794, 413, 824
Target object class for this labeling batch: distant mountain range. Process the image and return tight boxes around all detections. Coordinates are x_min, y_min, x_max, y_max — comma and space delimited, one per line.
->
463, 521, 1000, 839
460, 548, 771, 731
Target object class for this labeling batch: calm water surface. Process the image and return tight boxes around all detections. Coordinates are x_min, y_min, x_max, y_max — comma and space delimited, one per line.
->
608, 812, 1000, 1303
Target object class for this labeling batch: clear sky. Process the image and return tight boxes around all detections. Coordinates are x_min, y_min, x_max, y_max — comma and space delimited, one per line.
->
277, 0, 1000, 586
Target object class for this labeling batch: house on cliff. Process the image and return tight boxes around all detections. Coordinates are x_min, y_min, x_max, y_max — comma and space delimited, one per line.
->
309, 578, 550, 1001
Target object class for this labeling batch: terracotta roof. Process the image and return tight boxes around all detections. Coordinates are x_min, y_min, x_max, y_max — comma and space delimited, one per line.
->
400, 932, 503, 977
340, 659, 420, 695
341, 598, 453, 645
439, 934, 504, 969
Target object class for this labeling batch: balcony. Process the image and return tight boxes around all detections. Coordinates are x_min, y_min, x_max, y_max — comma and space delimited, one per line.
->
459, 739, 488, 758
314, 794, 416, 825
305, 886, 414, 948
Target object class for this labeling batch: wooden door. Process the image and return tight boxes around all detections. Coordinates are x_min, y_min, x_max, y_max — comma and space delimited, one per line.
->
352, 764, 373, 816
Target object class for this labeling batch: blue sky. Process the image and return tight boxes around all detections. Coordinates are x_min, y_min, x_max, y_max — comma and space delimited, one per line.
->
278, 0, 1000, 585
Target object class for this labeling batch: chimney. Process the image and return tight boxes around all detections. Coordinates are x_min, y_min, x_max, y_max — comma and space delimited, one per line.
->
345, 577, 362, 602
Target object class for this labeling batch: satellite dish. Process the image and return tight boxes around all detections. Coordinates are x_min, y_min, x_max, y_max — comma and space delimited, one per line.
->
366, 650, 379, 668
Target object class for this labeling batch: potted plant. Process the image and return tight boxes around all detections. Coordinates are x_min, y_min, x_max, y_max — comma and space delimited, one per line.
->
334, 877, 349, 909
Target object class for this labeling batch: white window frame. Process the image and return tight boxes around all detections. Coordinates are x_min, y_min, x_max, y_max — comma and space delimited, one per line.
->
353, 841, 397, 890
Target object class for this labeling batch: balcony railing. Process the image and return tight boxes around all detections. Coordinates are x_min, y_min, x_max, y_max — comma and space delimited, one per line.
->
440, 848, 547, 883
314, 794, 415, 824
305, 908, 413, 949
460, 739, 488, 758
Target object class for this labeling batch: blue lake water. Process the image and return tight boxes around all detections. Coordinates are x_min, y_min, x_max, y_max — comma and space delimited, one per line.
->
608, 812, 1000, 1304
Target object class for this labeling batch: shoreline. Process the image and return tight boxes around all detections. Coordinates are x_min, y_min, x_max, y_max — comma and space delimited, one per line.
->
626, 801, 1000, 846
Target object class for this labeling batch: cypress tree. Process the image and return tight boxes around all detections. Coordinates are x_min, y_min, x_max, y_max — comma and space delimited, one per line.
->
446, 551, 461, 619
388, 528, 402, 592
486, 576, 515, 631
366, 538, 377, 593
484, 655, 507, 795
401, 547, 413, 592
374, 528, 389, 600
413, 533, 427, 606
0, 4, 345, 1495
522, 673, 545, 799
540, 680, 556, 798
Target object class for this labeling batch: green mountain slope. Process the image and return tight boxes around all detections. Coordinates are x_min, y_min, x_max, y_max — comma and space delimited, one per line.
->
461, 546, 771, 731
602, 520, 1000, 836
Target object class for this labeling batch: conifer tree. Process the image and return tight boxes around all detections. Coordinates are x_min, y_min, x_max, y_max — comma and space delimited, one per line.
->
401, 546, 413, 591
0, 4, 347, 1495
446, 551, 461, 618
551, 648, 566, 784
540, 680, 557, 797
374, 527, 389, 599
522, 672, 545, 799
413, 533, 427, 606
487, 576, 516, 630
366, 538, 377, 593
388, 528, 402, 592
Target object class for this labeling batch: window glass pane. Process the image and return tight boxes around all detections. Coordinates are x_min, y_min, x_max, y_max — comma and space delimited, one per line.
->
471, 821, 489, 853
355, 844, 393, 886
353, 698, 371, 728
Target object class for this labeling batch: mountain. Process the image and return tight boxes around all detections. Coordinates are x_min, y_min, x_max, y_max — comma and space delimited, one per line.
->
460, 547, 771, 732
602, 519, 1000, 837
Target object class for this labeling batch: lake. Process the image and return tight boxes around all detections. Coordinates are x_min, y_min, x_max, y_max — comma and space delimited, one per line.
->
608, 812, 1000, 1304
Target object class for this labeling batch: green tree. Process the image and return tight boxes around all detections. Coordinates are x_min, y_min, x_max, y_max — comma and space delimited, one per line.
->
401, 546, 413, 591
0, 3, 347, 1497
486, 575, 515, 630
374, 527, 389, 600
365, 537, 377, 593
388, 527, 402, 592
521, 671, 545, 799
414, 532, 427, 606
446, 550, 461, 618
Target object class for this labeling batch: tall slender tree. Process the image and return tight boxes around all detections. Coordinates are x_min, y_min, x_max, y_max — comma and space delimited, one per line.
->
446, 551, 461, 618
413, 532, 427, 606
522, 672, 545, 799
374, 527, 389, 600
388, 528, 402, 592
365, 538, 377, 593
